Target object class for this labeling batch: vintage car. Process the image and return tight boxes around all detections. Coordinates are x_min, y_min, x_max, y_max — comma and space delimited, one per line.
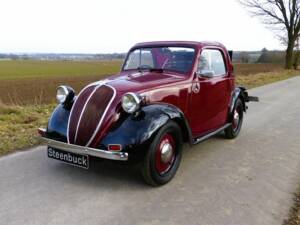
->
39, 41, 258, 186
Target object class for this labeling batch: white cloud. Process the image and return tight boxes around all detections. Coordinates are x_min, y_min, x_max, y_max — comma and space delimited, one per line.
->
0, 0, 284, 53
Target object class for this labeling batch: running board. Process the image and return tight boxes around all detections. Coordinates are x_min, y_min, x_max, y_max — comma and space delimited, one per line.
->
192, 123, 231, 145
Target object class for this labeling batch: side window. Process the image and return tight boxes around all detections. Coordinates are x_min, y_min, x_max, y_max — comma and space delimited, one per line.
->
198, 49, 226, 76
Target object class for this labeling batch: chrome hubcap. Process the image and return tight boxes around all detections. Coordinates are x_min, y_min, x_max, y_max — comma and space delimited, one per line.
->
233, 110, 240, 130
161, 143, 173, 163
155, 133, 176, 174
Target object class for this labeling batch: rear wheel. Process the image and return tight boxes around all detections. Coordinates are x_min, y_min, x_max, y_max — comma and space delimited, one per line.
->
141, 121, 182, 186
225, 98, 244, 139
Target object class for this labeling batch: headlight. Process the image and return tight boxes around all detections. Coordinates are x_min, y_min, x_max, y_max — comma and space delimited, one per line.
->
122, 92, 142, 113
56, 85, 75, 104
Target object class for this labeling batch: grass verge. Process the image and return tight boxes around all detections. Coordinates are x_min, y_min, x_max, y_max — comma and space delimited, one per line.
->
236, 69, 300, 88
0, 103, 55, 156
283, 186, 300, 225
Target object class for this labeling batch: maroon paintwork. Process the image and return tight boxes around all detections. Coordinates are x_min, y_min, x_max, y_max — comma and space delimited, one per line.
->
69, 41, 235, 148
68, 85, 95, 144
68, 85, 115, 146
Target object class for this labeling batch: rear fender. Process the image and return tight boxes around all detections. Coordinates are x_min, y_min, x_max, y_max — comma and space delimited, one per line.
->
230, 87, 247, 115
229, 86, 259, 119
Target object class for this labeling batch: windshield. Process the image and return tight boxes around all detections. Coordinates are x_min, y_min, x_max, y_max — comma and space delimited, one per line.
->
123, 47, 196, 74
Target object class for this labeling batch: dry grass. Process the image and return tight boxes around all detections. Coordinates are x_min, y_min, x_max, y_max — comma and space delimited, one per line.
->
0, 60, 122, 105
0, 74, 112, 105
283, 186, 300, 225
0, 101, 55, 156
234, 63, 284, 76
236, 69, 300, 88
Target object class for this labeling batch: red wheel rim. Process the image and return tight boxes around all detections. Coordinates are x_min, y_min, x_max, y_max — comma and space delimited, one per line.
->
155, 133, 176, 175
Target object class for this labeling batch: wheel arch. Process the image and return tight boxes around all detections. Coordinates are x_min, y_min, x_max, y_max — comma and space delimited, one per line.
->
152, 103, 193, 145
172, 116, 193, 144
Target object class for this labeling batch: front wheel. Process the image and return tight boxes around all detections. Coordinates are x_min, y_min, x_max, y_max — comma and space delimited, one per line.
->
225, 98, 244, 139
141, 121, 182, 186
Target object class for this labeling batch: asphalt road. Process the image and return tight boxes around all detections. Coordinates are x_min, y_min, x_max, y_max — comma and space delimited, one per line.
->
1, 77, 300, 225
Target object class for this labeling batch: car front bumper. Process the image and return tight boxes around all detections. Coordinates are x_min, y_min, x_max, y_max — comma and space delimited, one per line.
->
39, 135, 129, 162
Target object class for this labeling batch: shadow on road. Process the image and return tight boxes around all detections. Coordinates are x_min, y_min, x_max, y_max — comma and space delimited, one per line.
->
43, 134, 226, 190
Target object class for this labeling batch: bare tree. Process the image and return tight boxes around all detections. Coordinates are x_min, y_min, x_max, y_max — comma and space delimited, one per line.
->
240, 0, 300, 69
293, 37, 300, 69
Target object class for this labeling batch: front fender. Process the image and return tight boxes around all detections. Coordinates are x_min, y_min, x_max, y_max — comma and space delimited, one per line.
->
99, 104, 192, 162
46, 104, 70, 142
45, 103, 192, 163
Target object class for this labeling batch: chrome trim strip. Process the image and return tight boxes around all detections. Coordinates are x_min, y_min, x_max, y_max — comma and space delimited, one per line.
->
85, 84, 117, 146
193, 123, 231, 145
40, 137, 128, 161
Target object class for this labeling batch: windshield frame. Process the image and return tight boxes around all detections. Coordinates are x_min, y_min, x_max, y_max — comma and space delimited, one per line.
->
121, 45, 197, 75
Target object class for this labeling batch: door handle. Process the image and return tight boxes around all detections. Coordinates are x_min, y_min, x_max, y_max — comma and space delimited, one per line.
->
192, 83, 200, 93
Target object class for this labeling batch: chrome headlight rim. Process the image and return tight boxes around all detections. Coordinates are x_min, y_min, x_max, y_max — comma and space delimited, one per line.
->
56, 85, 75, 105
122, 92, 142, 114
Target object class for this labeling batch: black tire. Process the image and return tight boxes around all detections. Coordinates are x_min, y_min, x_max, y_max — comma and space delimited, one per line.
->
225, 98, 244, 139
141, 121, 183, 186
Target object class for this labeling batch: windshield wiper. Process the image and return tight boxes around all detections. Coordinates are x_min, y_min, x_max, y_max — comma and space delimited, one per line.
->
149, 68, 164, 73
137, 66, 151, 72
137, 66, 164, 73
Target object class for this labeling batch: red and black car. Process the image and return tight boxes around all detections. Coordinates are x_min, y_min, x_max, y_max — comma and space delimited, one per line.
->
39, 41, 258, 186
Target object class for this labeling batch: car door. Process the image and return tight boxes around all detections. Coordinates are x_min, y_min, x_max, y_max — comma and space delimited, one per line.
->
190, 48, 231, 137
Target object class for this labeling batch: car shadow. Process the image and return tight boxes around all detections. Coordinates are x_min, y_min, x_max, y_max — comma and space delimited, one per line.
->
47, 157, 151, 190
45, 132, 227, 189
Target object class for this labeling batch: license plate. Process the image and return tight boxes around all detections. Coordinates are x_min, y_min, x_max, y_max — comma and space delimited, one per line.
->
47, 147, 89, 169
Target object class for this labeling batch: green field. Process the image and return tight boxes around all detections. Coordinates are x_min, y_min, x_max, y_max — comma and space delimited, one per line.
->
0, 60, 122, 80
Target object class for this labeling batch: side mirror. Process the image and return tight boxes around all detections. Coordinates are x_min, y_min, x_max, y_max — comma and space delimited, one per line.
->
196, 70, 214, 78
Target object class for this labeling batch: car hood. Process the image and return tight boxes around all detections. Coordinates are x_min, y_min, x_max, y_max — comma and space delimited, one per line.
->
91, 71, 186, 95
67, 71, 188, 147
